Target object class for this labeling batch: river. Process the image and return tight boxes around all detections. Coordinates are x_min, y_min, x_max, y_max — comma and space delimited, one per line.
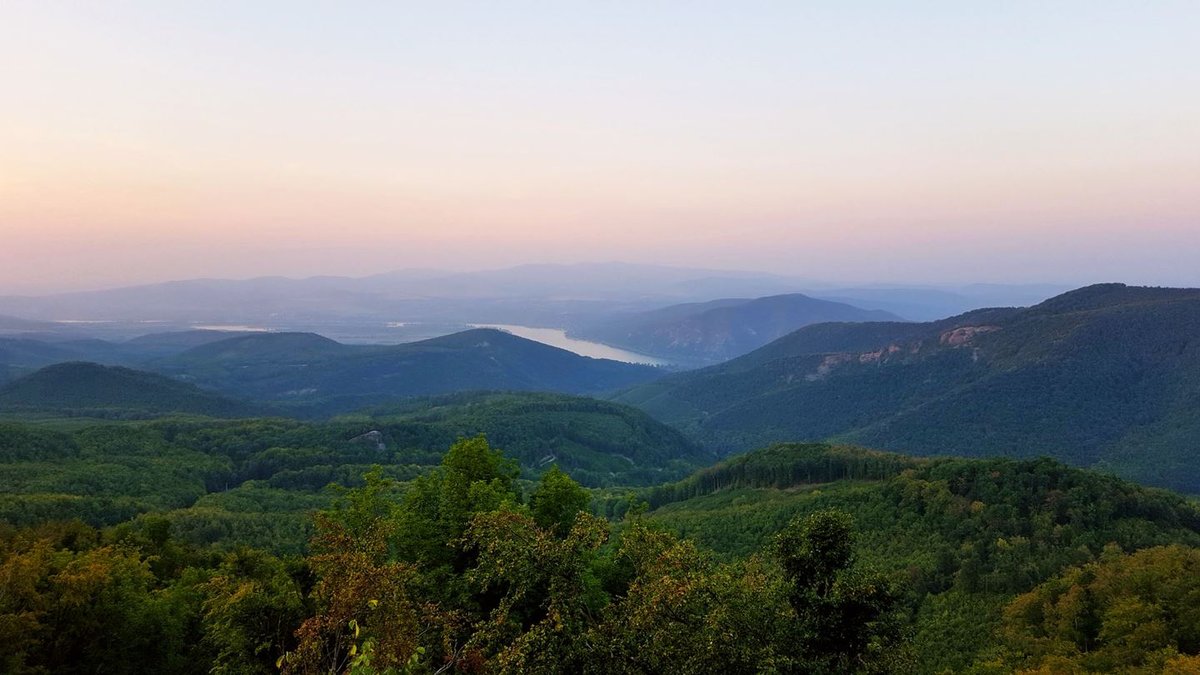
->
468, 324, 670, 366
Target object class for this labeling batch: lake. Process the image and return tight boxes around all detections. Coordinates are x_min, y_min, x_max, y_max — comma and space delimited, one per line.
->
469, 324, 670, 366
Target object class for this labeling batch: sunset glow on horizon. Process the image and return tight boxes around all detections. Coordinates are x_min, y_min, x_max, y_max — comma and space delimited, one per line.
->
2, 1, 1198, 293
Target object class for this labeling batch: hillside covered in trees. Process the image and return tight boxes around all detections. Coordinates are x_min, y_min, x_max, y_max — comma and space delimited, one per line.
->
616, 284, 1200, 493
641, 442, 1200, 671
0, 394, 707, 553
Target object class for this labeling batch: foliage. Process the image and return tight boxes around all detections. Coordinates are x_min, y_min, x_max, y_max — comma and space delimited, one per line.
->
977, 544, 1200, 673
0, 396, 705, 554
283, 485, 426, 674
530, 465, 593, 533
647, 443, 1200, 672
283, 438, 908, 674
202, 548, 306, 674
3, 431, 1200, 673
351, 391, 710, 486
0, 518, 305, 675
772, 511, 907, 673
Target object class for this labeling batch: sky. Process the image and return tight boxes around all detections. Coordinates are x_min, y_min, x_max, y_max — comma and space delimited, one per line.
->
1, 1, 1198, 294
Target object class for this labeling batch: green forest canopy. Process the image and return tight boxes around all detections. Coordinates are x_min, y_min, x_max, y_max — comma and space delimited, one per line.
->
3, 435, 1200, 673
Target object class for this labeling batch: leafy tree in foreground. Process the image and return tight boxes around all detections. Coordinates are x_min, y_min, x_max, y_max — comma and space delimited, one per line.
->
202, 548, 305, 674
589, 520, 788, 673
282, 470, 427, 675
463, 508, 610, 673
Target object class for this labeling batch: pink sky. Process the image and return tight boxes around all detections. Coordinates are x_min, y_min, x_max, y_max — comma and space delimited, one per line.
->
2, 2, 1198, 293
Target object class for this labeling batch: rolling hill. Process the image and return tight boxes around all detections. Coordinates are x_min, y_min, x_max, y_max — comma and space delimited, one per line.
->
0, 336, 152, 379
123, 329, 262, 353
0, 337, 91, 372
156, 328, 665, 413
615, 283, 1200, 493
348, 391, 712, 485
0, 362, 258, 418
573, 293, 903, 364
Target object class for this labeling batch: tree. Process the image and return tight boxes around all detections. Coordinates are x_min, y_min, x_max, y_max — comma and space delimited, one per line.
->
395, 436, 520, 569
201, 548, 304, 674
463, 508, 609, 673
284, 468, 426, 675
773, 510, 908, 673
529, 465, 591, 535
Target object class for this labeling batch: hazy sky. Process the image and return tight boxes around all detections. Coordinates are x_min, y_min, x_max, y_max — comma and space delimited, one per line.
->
2, 1, 1198, 293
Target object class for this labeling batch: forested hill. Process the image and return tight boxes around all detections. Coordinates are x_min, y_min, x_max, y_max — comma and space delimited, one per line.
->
0, 362, 258, 418
616, 283, 1200, 493
0, 392, 707, 541
573, 292, 902, 364
170, 331, 349, 362
643, 442, 1200, 671
346, 391, 711, 486
155, 328, 665, 414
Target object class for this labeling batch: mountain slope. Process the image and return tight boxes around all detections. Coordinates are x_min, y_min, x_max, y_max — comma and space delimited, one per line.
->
0, 362, 257, 417
574, 293, 903, 364
157, 328, 665, 413
615, 284, 1200, 492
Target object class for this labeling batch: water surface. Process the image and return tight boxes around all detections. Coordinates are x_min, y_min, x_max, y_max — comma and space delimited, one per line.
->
469, 324, 669, 366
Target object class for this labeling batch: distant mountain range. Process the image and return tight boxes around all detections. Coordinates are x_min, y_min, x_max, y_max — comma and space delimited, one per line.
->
573, 293, 903, 365
0, 362, 257, 418
615, 283, 1200, 493
0, 263, 1069, 333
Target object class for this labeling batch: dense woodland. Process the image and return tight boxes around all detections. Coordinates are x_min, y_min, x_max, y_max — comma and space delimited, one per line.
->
4, 430, 1200, 673
0, 393, 705, 553
2, 438, 911, 674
